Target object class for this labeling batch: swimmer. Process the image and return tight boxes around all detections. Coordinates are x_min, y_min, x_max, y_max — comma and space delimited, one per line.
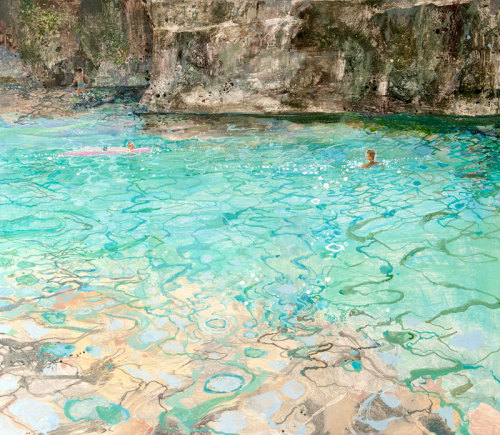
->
361, 149, 381, 169
126, 141, 134, 152
71, 68, 90, 96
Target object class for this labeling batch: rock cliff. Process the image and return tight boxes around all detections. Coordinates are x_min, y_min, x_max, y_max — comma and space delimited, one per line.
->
143, 0, 500, 114
1, 0, 499, 114
0, 0, 152, 86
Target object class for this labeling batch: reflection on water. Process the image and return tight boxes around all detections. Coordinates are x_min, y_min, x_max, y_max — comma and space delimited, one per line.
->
0, 111, 499, 433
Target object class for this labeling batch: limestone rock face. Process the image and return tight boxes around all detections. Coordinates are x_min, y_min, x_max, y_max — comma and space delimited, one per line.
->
0, 0, 153, 86
0, 0, 499, 114
143, 0, 500, 114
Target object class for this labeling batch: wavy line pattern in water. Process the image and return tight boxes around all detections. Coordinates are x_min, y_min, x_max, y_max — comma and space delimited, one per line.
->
0, 112, 499, 434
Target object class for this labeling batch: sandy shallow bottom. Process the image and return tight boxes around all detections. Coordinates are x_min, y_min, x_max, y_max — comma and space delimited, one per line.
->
0, 279, 479, 435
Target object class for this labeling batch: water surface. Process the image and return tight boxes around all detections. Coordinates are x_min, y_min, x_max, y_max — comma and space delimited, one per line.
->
0, 110, 499, 433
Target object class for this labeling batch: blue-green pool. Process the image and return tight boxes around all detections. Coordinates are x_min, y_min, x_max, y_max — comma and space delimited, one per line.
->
0, 110, 499, 433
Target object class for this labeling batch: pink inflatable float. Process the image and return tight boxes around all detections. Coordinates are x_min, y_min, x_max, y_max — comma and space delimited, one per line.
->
62, 147, 151, 157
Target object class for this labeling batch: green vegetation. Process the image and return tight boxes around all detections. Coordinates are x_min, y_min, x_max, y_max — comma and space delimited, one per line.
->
19, 0, 61, 35
16, 0, 130, 74
18, 0, 62, 64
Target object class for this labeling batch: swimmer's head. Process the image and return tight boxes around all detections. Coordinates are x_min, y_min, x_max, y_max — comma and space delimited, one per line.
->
126, 141, 134, 151
76, 67, 83, 74
366, 149, 376, 161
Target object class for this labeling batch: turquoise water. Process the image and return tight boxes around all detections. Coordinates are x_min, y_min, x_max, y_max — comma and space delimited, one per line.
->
0, 110, 499, 431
